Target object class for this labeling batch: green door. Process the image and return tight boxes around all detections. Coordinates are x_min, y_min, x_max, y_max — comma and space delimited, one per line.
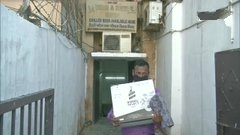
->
97, 60, 129, 117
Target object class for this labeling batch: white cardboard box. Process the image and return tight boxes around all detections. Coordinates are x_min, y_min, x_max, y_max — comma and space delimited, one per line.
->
110, 79, 155, 117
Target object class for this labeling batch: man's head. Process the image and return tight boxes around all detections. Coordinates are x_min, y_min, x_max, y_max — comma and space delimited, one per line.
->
132, 60, 149, 82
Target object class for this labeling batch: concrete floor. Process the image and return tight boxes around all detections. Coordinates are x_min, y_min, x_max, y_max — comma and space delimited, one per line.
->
80, 117, 168, 135
80, 117, 121, 135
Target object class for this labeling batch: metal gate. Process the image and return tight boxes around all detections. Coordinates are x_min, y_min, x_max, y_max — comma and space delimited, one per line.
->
215, 48, 240, 135
0, 89, 54, 135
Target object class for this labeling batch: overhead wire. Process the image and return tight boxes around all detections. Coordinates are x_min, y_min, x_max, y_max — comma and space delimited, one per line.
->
164, 2, 178, 21
29, 0, 86, 49
231, 0, 240, 5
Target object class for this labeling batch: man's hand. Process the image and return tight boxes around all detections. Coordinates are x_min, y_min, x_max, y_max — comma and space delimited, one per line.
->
152, 113, 162, 124
111, 117, 120, 127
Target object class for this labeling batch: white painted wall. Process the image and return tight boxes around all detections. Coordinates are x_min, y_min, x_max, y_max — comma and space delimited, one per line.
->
156, 0, 240, 135
0, 5, 86, 135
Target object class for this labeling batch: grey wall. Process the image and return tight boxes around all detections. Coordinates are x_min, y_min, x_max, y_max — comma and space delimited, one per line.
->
156, 0, 240, 135
0, 5, 86, 135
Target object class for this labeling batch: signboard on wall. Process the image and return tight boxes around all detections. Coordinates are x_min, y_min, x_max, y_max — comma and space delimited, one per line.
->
86, 0, 137, 33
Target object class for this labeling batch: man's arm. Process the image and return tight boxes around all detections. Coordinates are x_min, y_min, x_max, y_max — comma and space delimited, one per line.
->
150, 94, 174, 129
107, 108, 120, 127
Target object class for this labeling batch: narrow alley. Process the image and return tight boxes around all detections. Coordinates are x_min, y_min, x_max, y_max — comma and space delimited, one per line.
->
1, 0, 240, 135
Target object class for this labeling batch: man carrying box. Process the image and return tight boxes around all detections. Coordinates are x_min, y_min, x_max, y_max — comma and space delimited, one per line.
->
107, 60, 173, 135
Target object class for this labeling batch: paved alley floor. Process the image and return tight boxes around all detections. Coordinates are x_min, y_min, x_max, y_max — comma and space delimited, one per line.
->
80, 117, 168, 135
80, 117, 121, 135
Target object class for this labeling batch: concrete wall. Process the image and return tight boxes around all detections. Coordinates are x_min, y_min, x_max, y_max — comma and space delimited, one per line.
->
0, 5, 86, 135
156, 0, 240, 135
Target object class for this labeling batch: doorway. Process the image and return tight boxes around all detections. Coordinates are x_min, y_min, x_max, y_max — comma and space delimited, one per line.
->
215, 49, 240, 135
93, 59, 135, 121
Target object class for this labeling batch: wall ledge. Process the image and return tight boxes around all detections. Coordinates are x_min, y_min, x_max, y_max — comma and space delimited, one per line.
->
91, 52, 147, 60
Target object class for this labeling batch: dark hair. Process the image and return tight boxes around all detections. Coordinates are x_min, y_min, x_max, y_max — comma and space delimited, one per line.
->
134, 60, 149, 69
